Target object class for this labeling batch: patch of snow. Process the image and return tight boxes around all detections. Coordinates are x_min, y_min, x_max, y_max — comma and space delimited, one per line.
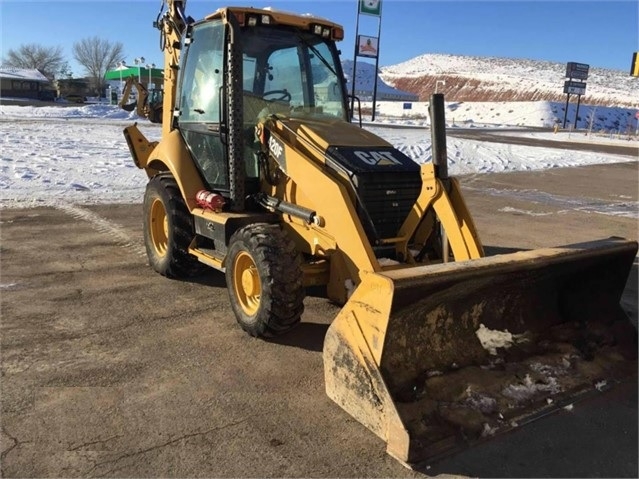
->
475, 324, 515, 355
378, 257, 400, 266
502, 373, 562, 402
499, 206, 556, 217
481, 422, 498, 437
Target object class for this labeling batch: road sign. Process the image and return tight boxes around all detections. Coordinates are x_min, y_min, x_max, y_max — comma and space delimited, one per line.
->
566, 62, 590, 80
357, 35, 379, 58
564, 80, 586, 96
359, 0, 382, 16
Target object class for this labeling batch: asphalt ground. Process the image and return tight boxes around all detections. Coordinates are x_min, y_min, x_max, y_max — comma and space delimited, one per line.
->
1, 161, 637, 478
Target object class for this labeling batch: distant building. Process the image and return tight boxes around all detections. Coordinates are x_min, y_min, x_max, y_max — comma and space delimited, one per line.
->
342, 60, 418, 102
0, 68, 54, 100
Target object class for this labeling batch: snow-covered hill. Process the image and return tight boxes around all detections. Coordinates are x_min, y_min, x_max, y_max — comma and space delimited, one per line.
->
379, 54, 638, 107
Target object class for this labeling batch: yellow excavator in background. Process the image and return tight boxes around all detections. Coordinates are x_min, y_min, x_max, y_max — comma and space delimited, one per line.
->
119, 75, 163, 123
124, 0, 637, 466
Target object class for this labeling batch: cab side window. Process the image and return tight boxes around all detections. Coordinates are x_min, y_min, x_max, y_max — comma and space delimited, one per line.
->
176, 20, 228, 190
179, 21, 224, 123
264, 46, 305, 107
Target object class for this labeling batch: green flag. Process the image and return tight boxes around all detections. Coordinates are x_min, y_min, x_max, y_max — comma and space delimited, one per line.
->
359, 0, 382, 16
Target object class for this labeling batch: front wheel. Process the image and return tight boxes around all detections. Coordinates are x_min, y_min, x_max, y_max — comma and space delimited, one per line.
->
226, 224, 304, 337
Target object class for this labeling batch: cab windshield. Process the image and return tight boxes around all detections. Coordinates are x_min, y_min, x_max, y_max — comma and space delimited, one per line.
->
241, 26, 347, 121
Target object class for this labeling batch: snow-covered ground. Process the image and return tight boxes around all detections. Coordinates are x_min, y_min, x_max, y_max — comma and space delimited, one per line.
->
367, 100, 639, 132
0, 103, 636, 208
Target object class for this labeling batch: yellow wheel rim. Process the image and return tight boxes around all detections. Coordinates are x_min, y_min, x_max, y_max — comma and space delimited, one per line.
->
233, 251, 261, 315
150, 198, 169, 257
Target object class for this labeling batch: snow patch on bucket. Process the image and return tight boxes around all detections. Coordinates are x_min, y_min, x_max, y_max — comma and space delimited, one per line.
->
475, 323, 516, 355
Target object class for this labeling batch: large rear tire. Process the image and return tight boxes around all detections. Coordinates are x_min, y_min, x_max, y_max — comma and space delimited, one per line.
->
226, 224, 305, 337
143, 175, 203, 278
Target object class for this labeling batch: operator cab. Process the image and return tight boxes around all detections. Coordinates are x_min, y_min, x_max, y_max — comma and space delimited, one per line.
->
175, 9, 348, 199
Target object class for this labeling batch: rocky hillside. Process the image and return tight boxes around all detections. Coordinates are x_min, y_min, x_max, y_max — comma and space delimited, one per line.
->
379, 54, 638, 108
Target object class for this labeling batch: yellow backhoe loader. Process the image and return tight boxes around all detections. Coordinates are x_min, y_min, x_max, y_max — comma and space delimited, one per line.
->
124, 0, 637, 466
119, 75, 163, 123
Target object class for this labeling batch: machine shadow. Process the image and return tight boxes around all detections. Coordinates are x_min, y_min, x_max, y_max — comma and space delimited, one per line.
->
482, 244, 527, 255
180, 269, 227, 288
180, 274, 330, 352
267, 322, 329, 353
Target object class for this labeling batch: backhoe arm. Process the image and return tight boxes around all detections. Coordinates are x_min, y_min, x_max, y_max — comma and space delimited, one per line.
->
118, 76, 135, 110
154, 0, 190, 136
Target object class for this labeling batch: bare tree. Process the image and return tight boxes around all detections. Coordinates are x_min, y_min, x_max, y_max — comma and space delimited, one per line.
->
58, 62, 73, 79
2, 44, 65, 80
73, 36, 124, 96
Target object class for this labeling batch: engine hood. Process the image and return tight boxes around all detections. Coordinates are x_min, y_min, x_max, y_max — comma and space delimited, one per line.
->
278, 117, 392, 152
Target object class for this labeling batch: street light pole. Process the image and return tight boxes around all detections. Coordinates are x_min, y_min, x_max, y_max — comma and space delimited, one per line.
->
118, 60, 125, 88
117, 60, 126, 102
146, 63, 155, 88
134, 57, 145, 82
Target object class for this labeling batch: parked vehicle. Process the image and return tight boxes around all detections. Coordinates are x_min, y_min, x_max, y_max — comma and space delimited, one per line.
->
62, 94, 86, 104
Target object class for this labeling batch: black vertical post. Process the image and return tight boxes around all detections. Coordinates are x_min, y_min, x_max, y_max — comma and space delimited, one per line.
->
563, 92, 570, 128
370, 6, 383, 122
429, 94, 448, 180
574, 94, 582, 129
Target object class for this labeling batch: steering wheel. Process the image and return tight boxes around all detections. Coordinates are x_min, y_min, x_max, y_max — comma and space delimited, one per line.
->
263, 89, 291, 103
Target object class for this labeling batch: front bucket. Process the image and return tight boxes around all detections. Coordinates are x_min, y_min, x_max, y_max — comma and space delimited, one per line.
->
324, 237, 637, 465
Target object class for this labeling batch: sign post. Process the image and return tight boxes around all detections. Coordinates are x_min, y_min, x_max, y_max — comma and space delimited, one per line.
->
562, 62, 589, 129
351, 0, 383, 121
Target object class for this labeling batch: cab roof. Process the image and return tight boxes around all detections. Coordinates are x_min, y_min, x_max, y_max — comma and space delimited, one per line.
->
204, 6, 344, 40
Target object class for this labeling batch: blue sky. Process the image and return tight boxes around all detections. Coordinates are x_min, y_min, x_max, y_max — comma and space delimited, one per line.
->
1, 0, 637, 76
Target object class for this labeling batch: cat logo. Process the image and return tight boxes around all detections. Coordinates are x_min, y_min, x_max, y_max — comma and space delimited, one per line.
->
353, 150, 402, 166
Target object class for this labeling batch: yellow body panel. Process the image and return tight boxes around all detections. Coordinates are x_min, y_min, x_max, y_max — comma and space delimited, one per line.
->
127, 125, 204, 211
290, 117, 390, 153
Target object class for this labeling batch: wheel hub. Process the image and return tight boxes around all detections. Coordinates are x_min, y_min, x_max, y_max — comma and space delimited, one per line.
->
241, 268, 259, 297
234, 251, 261, 315
150, 198, 168, 256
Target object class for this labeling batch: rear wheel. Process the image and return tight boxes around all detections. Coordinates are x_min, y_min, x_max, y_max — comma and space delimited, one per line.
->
143, 175, 203, 278
226, 224, 304, 337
